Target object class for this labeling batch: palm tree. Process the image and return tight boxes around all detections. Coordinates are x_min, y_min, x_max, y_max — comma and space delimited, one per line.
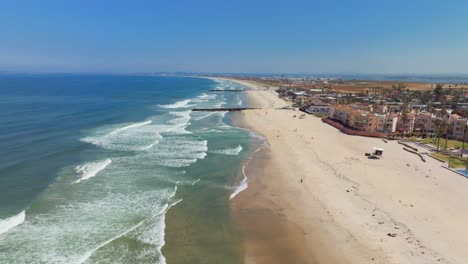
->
462, 124, 468, 157
434, 83, 445, 102
434, 119, 445, 152
444, 123, 453, 151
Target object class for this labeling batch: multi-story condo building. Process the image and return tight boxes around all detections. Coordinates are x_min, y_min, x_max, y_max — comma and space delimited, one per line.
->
449, 114, 468, 140
414, 112, 436, 134
396, 112, 416, 133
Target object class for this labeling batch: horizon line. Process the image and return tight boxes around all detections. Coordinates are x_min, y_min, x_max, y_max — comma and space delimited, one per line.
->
1, 70, 468, 77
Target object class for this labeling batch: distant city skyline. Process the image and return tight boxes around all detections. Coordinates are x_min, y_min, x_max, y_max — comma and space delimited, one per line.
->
1, 0, 468, 74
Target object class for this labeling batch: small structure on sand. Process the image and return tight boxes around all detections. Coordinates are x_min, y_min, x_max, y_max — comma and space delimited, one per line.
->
365, 147, 384, 159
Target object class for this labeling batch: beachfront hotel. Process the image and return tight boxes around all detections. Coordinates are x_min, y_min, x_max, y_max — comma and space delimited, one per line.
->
330, 104, 398, 133
329, 103, 468, 138
449, 114, 468, 139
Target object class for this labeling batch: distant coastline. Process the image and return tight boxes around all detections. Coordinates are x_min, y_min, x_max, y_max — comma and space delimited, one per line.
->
3, 71, 468, 84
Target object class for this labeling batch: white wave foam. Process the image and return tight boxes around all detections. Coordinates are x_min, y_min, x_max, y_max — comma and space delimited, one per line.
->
192, 112, 217, 121
212, 111, 228, 128
230, 145, 265, 200
191, 179, 201, 186
210, 145, 243, 156
0, 211, 25, 235
156, 198, 182, 264
169, 110, 191, 119
159, 99, 194, 109
197, 93, 216, 100
76, 218, 146, 264
218, 111, 227, 118
230, 172, 248, 200
81, 120, 161, 152
213, 101, 227, 108
139, 142, 156, 151
198, 93, 208, 98
213, 79, 245, 91
166, 111, 192, 134
74, 159, 112, 184
236, 95, 243, 106
0, 185, 173, 263
152, 139, 208, 168
135, 184, 181, 264
171, 125, 192, 135
108, 120, 152, 135
198, 128, 224, 133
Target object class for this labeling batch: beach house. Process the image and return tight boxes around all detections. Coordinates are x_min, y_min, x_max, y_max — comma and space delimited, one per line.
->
304, 99, 332, 115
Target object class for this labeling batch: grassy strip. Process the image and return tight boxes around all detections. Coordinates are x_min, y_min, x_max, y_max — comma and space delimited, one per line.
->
431, 152, 467, 168
408, 137, 466, 151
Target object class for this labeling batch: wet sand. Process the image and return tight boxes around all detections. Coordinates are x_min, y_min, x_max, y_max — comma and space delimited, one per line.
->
226, 78, 468, 264
232, 144, 343, 264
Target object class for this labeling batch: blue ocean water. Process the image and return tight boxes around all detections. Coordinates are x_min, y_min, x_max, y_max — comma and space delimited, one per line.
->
0, 75, 255, 263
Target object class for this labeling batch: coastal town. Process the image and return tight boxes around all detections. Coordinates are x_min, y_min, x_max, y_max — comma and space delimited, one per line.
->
274, 78, 468, 137
231, 77, 468, 264
4, 1, 468, 264
235, 77, 468, 168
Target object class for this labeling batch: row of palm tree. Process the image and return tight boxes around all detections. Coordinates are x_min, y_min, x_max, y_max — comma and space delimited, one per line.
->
433, 120, 468, 157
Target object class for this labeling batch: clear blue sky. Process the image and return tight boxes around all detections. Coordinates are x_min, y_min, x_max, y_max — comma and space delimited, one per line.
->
1, 0, 467, 74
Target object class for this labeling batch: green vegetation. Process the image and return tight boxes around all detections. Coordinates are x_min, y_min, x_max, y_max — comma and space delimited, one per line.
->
311, 113, 330, 118
408, 137, 465, 151
431, 152, 468, 168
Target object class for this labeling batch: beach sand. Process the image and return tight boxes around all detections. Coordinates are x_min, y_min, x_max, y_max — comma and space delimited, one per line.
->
227, 78, 468, 264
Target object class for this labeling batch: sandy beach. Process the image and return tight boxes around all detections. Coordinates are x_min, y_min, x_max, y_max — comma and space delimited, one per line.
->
227, 78, 468, 264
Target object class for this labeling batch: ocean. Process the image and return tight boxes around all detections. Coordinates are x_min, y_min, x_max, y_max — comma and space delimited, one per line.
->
0, 75, 261, 263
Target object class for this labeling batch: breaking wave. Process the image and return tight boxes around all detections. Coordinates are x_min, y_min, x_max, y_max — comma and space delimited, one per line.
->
159, 99, 195, 109
0, 76, 257, 263
191, 179, 201, 186
150, 139, 208, 168
81, 120, 161, 152
210, 145, 243, 156
108, 120, 152, 135
0, 211, 25, 235
230, 144, 265, 200
74, 159, 112, 184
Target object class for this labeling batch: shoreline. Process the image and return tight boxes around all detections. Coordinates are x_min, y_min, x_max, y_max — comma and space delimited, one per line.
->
226, 77, 468, 264
232, 119, 315, 264
229, 79, 347, 263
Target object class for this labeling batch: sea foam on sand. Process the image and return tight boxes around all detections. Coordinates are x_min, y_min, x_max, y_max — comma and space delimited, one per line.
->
230, 145, 264, 200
